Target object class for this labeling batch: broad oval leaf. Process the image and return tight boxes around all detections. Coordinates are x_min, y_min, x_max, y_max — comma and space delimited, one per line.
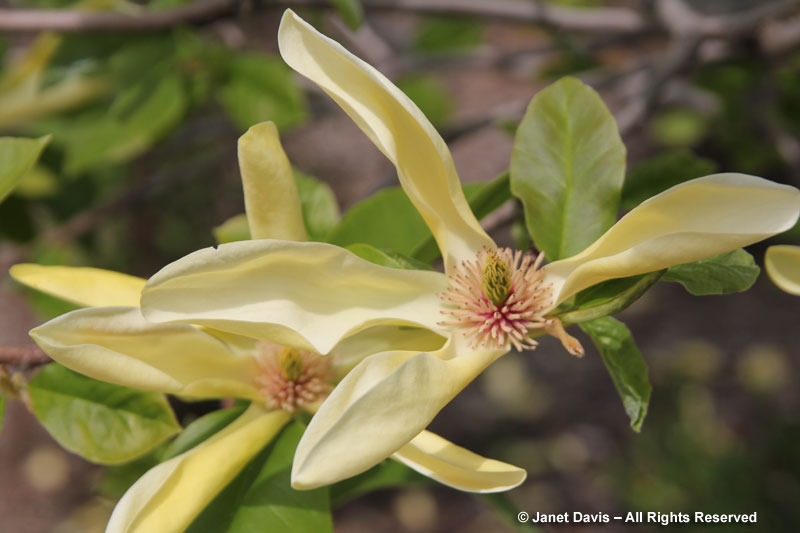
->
346, 243, 433, 271
579, 317, 651, 432
511, 77, 626, 260
161, 405, 248, 461
0, 135, 50, 203
28, 363, 180, 464
187, 421, 333, 533
662, 249, 760, 295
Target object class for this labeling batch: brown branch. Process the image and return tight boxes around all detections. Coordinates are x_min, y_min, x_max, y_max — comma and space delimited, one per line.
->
0, 345, 51, 366
0, 0, 648, 33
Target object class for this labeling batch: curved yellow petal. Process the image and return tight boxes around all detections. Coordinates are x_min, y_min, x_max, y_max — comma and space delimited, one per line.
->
392, 430, 526, 493
141, 239, 448, 355
239, 121, 307, 242
330, 325, 446, 374
107, 405, 290, 533
291, 337, 504, 489
278, 10, 493, 272
31, 306, 261, 400
765, 245, 800, 296
544, 174, 800, 305
10, 263, 145, 307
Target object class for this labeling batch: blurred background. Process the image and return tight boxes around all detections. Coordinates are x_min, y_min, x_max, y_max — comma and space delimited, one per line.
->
1, 0, 799, 531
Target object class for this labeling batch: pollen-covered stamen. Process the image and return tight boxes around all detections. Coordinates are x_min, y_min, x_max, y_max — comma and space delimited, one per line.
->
439, 247, 553, 351
254, 343, 333, 413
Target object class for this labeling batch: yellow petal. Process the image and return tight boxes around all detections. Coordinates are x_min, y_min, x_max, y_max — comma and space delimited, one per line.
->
238, 121, 307, 241
30, 306, 261, 400
545, 174, 800, 305
331, 325, 446, 374
392, 430, 526, 493
141, 239, 448, 355
107, 405, 290, 533
278, 10, 493, 272
765, 245, 800, 296
9, 263, 145, 307
291, 337, 504, 489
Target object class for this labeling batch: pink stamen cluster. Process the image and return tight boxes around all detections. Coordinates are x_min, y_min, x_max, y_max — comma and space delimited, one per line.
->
254, 343, 333, 413
439, 247, 553, 351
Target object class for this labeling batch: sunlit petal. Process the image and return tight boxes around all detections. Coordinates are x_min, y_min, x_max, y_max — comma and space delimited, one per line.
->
330, 325, 446, 374
10, 263, 145, 307
31, 306, 261, 400
765, 245, 800, 296
239, 121, 307, 241
278, 10, 493, 272
392, 430, 526, 493
291, 337, 504, 489
141, 239, 448, 355
545, 174, 800, 305
106, 405, 290, 533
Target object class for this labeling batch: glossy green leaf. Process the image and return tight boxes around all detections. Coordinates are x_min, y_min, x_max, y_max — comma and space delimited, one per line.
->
0, 135, 50, 203
559, 270, 665, 324
213, 214, 251, 244
28, 363, 181, 464
330, 459, 428, 506
187, 421, 332, 533
295, 171, 340, 241
330, 0, 364, 29
327, 187, 430, 255
579, 317, 651, 432
662, 249, 760, 295
218, 53, 307, 132
161, 405, 248, 461
328, 172, 511, 263
622, 149, 716, 209
346, 243, 433, 271
511, 77, 626, 260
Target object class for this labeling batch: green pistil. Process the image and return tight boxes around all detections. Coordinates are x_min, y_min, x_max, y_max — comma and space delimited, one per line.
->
481, 251, 511, 306
278, 348, 304, 381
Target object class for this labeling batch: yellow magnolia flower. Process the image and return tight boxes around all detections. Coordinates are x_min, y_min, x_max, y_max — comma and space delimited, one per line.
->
765, 245, 800, 295
135, 10, 800, 493
14, 123, 521, 533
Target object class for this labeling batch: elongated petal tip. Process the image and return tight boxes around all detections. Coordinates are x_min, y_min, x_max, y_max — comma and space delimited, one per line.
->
765, 245, 800, 296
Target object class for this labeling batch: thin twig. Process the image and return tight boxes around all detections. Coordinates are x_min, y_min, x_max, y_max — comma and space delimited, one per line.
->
0, 346, 51, 366
0, 0, 648, 33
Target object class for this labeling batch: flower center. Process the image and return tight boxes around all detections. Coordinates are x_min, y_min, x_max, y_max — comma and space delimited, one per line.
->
438, 247, 584, 356
254, 343, 333, 413
481, 250, 511, 306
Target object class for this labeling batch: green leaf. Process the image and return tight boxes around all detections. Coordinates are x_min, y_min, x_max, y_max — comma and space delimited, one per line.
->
414, 17, 483, 54
187, 421, 332, 533
622, 149, 716, 209
327, 187, 430, 255
329, 172, 511, 262
213, 213, 251, 244
330, 0, 364, 29
58, 75, 188, 174
27, 363, 181, 464
511, 77, 626, 260
650, 108, 709, 147
295, 171, 340, 241
160, 405, 248, 461
330, 459, 428, 506
662, 249, 760, 295
0, 135, 50, 203
579, 317, 651, 432
559, 270, 665, 324
218, 53, 307, 132
397, 74, 452, 128
346, 243, 433, 270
